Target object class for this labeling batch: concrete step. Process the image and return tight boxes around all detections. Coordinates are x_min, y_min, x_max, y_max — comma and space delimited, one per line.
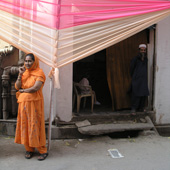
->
76, 116, 158, 136
0, 113, 157, 139
0, 120, 155, 139
50, 125, 90, 139
57, 111, 156, 126
78, 122, 154, 135
0, 121, 89, 139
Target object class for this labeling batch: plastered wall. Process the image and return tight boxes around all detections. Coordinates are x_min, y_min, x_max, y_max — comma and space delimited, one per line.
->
154, 15, 170, 124
40, 62, 73, 122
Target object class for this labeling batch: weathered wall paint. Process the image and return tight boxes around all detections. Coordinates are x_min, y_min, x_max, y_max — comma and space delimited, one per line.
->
40, 62, 73, 122
154, 15, 170, 124
53, 64, 73, 122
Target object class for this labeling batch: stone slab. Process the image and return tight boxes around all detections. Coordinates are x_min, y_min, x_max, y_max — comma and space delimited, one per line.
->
75, 120, 91, 128
78, 123, 154, 135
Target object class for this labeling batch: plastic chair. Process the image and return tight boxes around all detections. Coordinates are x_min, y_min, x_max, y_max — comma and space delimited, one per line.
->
73, 82, 95, 113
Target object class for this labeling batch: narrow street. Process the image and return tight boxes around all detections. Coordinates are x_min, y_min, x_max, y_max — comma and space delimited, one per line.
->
1, 132, 170, 170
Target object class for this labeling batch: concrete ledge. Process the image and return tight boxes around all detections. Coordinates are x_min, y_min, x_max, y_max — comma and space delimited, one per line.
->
0, 122, 89, 139
1, 122, 170, 138
50, 125, 90, 139
0, 122, 16, 136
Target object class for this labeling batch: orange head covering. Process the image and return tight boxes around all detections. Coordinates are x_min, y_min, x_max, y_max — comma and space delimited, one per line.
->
22, 53, 46, 81
16, 53, 46, 101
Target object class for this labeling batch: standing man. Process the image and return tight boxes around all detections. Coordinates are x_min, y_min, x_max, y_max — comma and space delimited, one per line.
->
130, 44, 149, 115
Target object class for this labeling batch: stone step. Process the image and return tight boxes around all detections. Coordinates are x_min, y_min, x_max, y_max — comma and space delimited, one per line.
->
78, 122, 154, 135
0, 122, 88, 139
76, 116, 158, 136
57, 111, 155, 126
0, 120, 155, 139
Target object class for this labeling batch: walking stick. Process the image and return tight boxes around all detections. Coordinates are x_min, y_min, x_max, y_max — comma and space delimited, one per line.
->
47, 76, 54, 151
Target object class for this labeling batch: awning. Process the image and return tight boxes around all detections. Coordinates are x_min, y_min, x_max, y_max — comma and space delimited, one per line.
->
0, 0, 170, 69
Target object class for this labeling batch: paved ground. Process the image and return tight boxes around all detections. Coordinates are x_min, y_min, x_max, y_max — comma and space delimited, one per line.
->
0, 132, 170, 170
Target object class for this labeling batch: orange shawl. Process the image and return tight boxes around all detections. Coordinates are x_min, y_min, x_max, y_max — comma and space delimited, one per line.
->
16, 55, 46, 102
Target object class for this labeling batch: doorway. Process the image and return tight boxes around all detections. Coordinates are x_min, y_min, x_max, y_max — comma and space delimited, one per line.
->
73, 49, 112, 112
73, 29, 153, 113
106, 30, 148, 111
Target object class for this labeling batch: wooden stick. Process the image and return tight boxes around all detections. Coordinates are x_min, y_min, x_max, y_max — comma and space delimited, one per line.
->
47, 77, 54, 151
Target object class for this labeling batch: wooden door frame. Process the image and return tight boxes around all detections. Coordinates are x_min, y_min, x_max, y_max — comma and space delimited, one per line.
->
147, 27, 156, 110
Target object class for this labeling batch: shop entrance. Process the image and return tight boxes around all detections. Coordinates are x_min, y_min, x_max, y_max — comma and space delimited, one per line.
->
73, 49, 112, 112
73, 29, 150, 113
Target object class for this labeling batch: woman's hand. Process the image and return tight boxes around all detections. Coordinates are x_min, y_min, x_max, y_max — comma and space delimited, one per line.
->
19, 66, 26, 75
16, 66, 25, 90
18, 81, 43, 93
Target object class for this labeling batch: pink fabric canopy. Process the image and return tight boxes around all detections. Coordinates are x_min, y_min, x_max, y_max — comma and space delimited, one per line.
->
1, 0, 170, 29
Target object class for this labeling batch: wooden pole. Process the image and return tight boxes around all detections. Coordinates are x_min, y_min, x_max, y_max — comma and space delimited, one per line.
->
47, 77, 54, 151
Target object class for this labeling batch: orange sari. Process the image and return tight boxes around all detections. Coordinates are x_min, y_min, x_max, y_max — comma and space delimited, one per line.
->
15, 56, 46, 148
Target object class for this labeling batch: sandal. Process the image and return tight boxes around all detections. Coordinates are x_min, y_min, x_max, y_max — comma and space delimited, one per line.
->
38, 153, 48, 161
25, 151, 34, 159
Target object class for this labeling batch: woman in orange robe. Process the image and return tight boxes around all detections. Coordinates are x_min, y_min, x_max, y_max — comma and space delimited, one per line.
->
15, 53, 48, 161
